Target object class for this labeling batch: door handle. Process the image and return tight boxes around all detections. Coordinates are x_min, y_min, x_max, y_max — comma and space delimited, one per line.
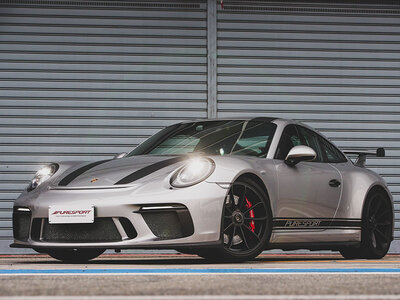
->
329, 179, 341, 187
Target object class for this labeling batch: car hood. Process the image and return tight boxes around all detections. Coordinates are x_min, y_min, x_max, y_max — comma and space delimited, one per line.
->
52, 155, 187, 188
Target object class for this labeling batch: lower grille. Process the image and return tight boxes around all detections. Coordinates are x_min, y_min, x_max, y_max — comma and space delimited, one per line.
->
40, 218, 122, 243
13, 208, 31, 241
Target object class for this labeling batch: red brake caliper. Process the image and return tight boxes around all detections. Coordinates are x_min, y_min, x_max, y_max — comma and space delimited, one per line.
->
245, 197, 255, 232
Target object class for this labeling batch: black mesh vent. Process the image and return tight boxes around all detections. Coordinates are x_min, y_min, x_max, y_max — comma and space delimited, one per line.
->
41, 218, 121, 243
141, 209, 194, 240
119, 217, 137, 239
13, 209, 31, 241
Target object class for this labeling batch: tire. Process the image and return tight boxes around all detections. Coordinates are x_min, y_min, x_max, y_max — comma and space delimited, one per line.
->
197, 177, 272, 262
340, 190, 393, 259
47, 248, 105, 263
339, 247, 362, 259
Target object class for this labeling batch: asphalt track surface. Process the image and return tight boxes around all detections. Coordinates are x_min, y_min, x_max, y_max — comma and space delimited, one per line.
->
1, 253, 400, 300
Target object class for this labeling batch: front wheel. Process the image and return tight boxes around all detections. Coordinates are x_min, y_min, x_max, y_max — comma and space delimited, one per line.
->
198, 178, 272, 262
47, 248, 105, 263
340, 190, 393, 259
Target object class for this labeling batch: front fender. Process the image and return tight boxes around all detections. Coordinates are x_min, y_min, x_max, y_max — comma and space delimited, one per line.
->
205, 156, 278, 215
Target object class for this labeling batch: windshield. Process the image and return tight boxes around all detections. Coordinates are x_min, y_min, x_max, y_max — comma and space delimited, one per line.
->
128, 120, 277, 157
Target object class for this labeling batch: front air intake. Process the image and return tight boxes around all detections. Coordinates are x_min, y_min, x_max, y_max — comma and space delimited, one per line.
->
140, 206, 194, 240
13, 207, 31, 241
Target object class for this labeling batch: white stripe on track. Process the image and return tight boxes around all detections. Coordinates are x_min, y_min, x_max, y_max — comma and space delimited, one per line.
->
0, 295, 400, 300
1, 267, 400, 275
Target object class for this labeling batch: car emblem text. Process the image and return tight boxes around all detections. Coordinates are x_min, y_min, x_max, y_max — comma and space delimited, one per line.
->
284, 219, 321, 228
52, 210, 92, 215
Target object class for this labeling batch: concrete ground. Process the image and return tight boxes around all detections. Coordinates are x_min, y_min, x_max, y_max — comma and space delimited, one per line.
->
0, 253, 400, 299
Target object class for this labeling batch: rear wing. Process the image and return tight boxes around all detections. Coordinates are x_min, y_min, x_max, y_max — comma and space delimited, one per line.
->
343, 147, 385, 168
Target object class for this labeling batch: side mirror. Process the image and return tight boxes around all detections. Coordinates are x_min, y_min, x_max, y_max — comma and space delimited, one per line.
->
113, 152, 127, 159
285, 145, 316, 167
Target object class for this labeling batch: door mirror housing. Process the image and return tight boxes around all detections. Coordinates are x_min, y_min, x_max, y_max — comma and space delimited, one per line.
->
284, 145, 316, 167
113, 152, 127, 159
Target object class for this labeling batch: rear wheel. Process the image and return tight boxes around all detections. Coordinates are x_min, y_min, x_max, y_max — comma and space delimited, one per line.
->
340, 190, 393, 259
197, 178, 272, 262
339, 247, 361, 259
47, 248, 105, 263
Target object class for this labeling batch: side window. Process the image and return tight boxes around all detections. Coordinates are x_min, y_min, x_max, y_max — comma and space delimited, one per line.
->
318, 136, 347, 163
296, 126, 323, 162
275, 125, 301, 160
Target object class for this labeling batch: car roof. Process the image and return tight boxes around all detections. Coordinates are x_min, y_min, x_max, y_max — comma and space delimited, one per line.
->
180, 117, 300, 126
181, 117, 287, 123
179, 117, 319, 135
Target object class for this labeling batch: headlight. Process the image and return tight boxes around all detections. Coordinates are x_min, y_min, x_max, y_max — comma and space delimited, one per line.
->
170, 157, 215, 188
27, 164, 59, 191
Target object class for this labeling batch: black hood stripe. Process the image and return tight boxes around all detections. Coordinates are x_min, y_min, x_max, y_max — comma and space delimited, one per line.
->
115, 156, 186, 185
58, 160, 111, 186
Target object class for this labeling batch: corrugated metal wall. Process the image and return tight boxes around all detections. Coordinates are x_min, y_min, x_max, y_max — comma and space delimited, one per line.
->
0, 0, 207, 248
1, 0, 400, 252
217, 1, 400, 250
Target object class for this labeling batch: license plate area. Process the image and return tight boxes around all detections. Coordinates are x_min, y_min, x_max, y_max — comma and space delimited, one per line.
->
49, 206, 94, 224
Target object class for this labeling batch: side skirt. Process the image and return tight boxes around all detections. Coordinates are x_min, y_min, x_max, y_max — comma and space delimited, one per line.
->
269, 218, 362, 250
266, 241, 360, 251
272, 218, 362, 230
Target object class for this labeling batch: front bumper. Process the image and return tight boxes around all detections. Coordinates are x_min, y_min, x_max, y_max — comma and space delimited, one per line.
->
11, 181, 227, 249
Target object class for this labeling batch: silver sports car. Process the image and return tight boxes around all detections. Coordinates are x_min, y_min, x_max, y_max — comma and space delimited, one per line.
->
12, 118, 393, 262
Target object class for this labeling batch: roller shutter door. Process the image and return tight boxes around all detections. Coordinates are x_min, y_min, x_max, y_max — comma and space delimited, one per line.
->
217, 1, 400, 251
0, 0, 207, 250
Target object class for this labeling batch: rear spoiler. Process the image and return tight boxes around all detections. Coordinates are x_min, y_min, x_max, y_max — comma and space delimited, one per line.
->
343, 147, 385, 168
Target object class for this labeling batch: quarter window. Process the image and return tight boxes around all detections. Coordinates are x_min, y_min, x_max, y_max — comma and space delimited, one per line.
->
318, 136, 347, 163
275, 125, 301, 160
296, 126, 323, 162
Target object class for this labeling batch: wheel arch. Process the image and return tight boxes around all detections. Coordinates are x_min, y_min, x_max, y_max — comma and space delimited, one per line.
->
363, 184, 393, 214
366, 185, 392, 200
235, 172, 268, 195
221, 172, 274, 257
234, 172, 273, 215
362, 184, 394, 238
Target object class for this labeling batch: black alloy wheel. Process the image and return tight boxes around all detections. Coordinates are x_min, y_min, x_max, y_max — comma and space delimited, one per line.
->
340, 190, 393, 259
47, 248, 105, 263
197, 177, 272, 262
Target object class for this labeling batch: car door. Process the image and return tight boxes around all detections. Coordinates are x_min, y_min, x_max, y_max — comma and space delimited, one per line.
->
273, 124, 342, 220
